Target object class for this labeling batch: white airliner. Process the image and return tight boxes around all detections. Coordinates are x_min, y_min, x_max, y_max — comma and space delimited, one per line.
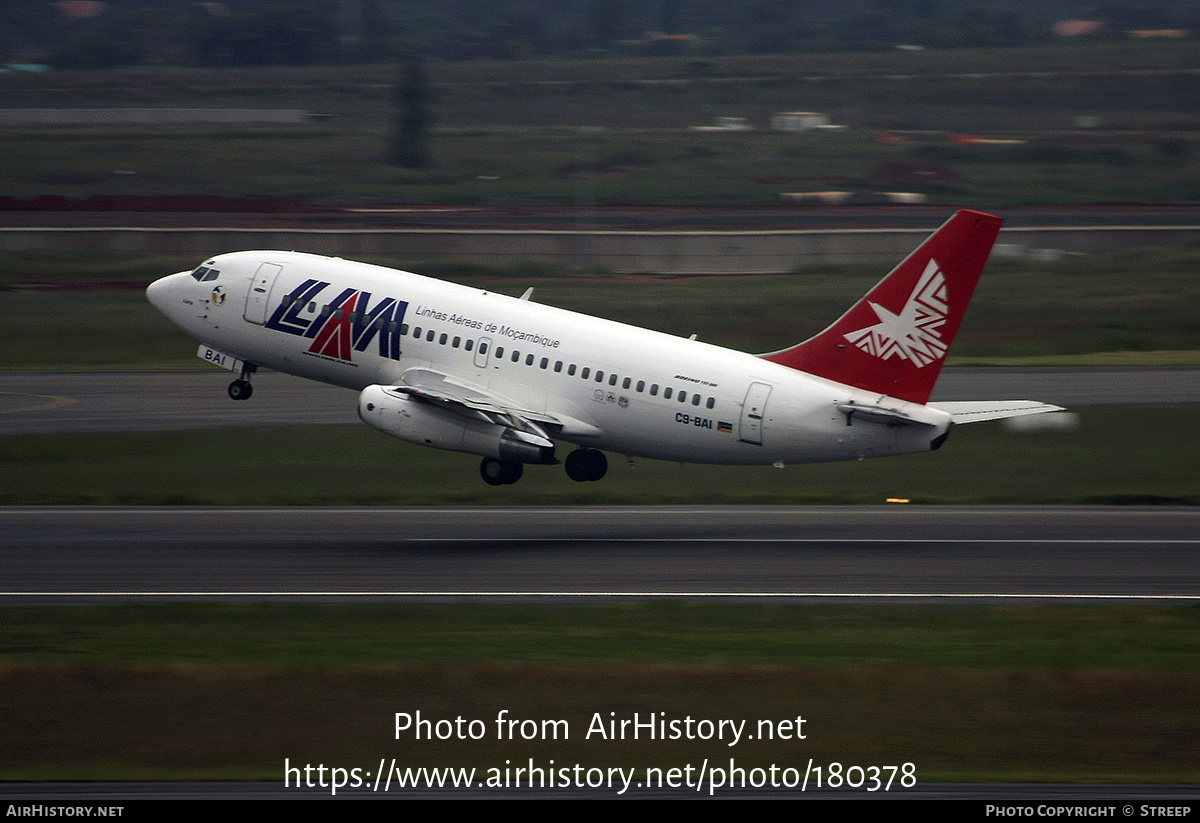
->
146, 209, 1061, 485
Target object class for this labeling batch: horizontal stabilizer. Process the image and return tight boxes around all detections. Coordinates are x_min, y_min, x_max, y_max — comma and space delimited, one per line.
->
928, 400, 1066, 424
836, 400, 938, 427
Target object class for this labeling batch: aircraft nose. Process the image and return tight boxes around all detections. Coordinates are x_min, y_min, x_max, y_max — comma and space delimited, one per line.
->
146, 272, 187, 314
145, 275, 171, 311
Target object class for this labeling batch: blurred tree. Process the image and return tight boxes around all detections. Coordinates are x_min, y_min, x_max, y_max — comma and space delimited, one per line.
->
391, 56, 433, 168
360, 0, 391, 63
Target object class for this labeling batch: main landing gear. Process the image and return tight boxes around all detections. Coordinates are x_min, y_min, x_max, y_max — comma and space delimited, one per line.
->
227, 363, 258, 401
565, 448, 607, 482
480, 458, 524, 486
479, 449, 608, 485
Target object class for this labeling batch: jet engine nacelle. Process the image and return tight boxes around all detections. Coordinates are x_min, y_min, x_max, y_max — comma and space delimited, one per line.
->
357, 385, 557, 464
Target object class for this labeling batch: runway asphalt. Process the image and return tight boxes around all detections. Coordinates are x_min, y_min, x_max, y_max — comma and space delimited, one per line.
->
2, 505, 1197, 602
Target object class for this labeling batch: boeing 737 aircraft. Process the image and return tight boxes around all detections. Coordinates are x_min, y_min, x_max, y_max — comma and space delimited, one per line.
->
146, 209, 1061, 485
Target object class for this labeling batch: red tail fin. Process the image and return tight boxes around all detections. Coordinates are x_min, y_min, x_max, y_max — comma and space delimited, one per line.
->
761, 209, 1002, 404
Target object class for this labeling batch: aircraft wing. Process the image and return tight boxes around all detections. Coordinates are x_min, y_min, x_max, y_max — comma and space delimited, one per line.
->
395, 368, 604, 439
927, 400, 1066, 424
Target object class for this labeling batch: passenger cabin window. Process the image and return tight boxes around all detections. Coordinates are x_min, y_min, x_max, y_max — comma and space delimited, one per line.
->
706, 397, 715, 409
663, 387, 672, 399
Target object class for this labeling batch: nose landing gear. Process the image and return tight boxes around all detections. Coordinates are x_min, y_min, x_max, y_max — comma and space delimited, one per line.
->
226, 363, 257, 401
228, 379, 253, 400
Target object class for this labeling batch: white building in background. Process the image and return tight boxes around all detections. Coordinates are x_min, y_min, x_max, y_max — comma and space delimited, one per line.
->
690, 116, 752, 132
770, 111, 831, 131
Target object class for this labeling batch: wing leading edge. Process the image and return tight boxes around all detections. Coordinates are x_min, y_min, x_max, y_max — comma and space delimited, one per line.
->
394, 367, 561, 428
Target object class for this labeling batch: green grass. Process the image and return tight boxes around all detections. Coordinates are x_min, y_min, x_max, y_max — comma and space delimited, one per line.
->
0, 121, 1191, 206
3, 245, 1200, 369
3, 603, 1197, 669
1, 603, 1197, 782
1, 406, 1196, 505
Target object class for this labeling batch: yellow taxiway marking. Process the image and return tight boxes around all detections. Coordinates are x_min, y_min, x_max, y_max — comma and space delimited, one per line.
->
0, 391, 78, 414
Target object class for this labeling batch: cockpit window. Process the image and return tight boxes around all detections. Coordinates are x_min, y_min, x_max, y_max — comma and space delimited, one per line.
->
190, 266, 221, 282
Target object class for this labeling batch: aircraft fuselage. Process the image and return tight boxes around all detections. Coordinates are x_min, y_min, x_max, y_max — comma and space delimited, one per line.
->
147, 250, 949, 467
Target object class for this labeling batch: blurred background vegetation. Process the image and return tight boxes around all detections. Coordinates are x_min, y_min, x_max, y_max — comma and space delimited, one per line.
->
2, 41, 1199, 205
1, 3, 1198, 206
4, 0, 1200, 69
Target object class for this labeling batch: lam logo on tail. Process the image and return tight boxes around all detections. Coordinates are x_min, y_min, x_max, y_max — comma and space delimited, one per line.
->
843, 259, 948, 367
761, 210, 1002, 404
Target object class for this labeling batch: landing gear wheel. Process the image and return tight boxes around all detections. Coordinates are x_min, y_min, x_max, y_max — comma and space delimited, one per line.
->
227, 379, 253, 401
565, 448, 607, 482
480, 458, 523, 486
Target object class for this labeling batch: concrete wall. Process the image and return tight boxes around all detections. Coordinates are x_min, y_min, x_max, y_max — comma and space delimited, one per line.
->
0, 109, 314, 127
1, 225, 1198, 272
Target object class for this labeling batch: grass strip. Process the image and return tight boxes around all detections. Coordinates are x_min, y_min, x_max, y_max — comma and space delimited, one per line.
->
1, 603, 1197, 782
2, 407, 1197, 505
